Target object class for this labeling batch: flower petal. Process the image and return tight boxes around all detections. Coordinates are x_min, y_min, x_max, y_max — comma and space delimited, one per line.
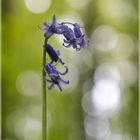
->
58, 66, 68, 75
55, 50, 60, 56
48, 83, 55, 90
76, 36, 84, 44
46, 44, 59, 62
49, 73, 59, 78
60, 78, 69, 84
44, 65, 51, 73
43, 76, 52, 83
41, 27, 49, 30
61, 25, 75, 40
43, 22, 50, 28
80, 39, 89, 48
56, 84, 63, 92
74, 23, 83, 38
52, 15, 56, 27
56, 26, 63, 34
58, 58, 65, 65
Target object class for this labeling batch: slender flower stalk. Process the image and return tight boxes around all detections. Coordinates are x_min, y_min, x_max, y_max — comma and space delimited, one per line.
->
42, 37, 48, 140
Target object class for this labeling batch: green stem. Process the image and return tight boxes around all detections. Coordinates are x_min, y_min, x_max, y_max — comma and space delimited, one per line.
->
42, 38, 48, 140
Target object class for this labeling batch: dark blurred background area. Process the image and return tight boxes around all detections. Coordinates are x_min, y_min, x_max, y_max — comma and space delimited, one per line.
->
2, 0, 138, 140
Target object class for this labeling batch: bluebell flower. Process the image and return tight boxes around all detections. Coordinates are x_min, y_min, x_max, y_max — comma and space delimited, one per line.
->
44, 64, 69, 91
61, 24, 89, 51
73, 23, 89, 49
61, 25, 79, 50
45, 43, 64, 65
73, 23, 83, 38
41, 15, 63, 39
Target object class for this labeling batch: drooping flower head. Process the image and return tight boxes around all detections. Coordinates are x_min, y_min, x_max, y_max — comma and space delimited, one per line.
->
60, 23, 89, 51
41, 15, 63, 39
61, 25, 79, 50
45, 43, 64, 65
44, 64, 69, 91
73, 23, 83, 38
73, 23, 89, 49
61, 25, 75, 41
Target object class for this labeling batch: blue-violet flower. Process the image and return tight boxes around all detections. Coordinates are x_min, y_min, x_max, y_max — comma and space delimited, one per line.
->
41, 15, 63, 39
61, 25, 80, 50
44, 64, 69, 91
45, 43, 64, 65
73, 23, 89, 49
61, 24, 89, 51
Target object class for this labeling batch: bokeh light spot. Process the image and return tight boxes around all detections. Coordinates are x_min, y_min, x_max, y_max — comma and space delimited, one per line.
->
63, 64, 79, 92
118, 61, 137, 86
59, 12, 84, 27
16, 70, 41, 97
112, 34, 135, 59
92, 79, 121, 112
66, 0, 90, 9
98, 0, 137, 25
91, 25, 118, 52
94, 63, 120, 83
6, 111, 23, 136
24, 0, 51, 14
84, 115, 110, 138
82, 92, 94, 116
15, 116, 41, 140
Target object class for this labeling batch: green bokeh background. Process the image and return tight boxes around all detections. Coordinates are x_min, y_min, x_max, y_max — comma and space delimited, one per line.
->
2, 0, 138, 140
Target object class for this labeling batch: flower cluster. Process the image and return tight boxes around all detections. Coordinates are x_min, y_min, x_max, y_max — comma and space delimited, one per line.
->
41, 15, 89, 91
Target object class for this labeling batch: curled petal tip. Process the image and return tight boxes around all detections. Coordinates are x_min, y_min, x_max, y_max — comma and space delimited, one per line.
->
59, 59, 65, 65
63, 43, 71, 48
59, 66, 68, 75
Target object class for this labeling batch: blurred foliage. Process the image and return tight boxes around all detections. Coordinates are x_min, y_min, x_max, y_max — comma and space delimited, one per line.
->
2, 0, 138, 140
